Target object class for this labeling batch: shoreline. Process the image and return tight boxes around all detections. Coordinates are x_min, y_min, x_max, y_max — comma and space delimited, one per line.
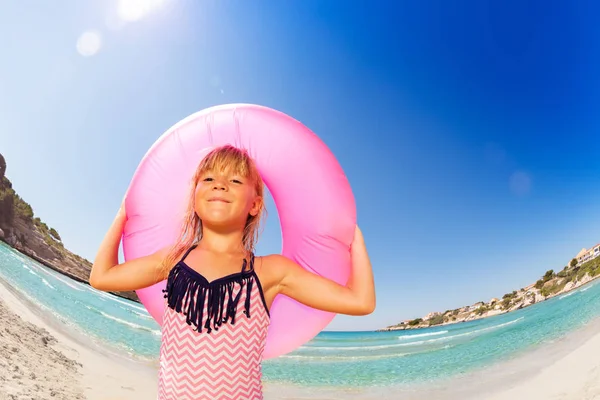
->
2, 267, 600, 399
380, 273, 600, 332
0, 240, 139, 304
3, 239, 596, 337
263, 315, 600, 400
0, 276, 158, 400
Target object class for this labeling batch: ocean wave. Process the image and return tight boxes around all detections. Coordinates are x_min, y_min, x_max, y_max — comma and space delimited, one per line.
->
41, 278, 55, 290
99, 310, 161, 336
22, 262, 89, 293
409, 316, 525, 344
22, 264, 39, 276
80, 303, 160, 335
9, 253, 28, 263
559, 292, 576, 299
125, 307, 153, 319
35, 265, 86, 292
298, 318, 524, 351
90, 290, 147, 312
397, 330, 448, 340
279, 353, 409, 361
284, 344, 456, 361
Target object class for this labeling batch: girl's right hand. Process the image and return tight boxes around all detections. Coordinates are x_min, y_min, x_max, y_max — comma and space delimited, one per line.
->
117, 196, 127, 221
89, 247, 170, 292
89, 197, 171, 292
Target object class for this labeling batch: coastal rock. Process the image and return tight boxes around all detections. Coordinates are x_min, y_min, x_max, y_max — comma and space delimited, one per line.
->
563, 281, 575, 293
10, 217, 61, 261
542, 280, 555, 289
0, 216, 140, 303
522, 295, 534, 307
534, 293, 546, 303
424, 311, 440, 321
381, 244, 600, 332
485, 309, 503, 317
509, 302, 524, 312
580, 274, 592, 286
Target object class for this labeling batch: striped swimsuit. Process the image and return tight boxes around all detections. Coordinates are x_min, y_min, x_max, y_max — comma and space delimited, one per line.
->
157, 245, 270, 400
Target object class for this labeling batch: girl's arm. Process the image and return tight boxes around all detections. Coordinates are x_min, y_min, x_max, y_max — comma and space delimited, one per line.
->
270, 226, 376, 316
89, 203, 169, 292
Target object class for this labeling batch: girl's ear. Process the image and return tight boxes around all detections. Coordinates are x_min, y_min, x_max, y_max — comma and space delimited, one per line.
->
249, 196, 263, 217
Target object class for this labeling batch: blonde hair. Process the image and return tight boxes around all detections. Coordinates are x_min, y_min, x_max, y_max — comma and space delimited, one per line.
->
159, 145, 266, 275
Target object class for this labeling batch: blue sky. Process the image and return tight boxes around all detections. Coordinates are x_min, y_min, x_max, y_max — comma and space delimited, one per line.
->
1, 0, 600, 331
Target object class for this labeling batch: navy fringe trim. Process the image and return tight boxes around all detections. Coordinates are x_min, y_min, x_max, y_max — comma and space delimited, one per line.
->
162, 264, 254, 334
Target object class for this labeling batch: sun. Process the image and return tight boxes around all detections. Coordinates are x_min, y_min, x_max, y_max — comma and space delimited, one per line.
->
116, 0, 166, 22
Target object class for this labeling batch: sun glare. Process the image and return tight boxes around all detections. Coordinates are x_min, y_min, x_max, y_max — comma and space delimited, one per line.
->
117, 0, 166, 22
76, 30, 102, 57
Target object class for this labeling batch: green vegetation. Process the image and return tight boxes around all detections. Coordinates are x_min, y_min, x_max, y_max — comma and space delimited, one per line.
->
573, 256, 600, 281
475, 304, 491, 315
386, 251, 600, 331
33, 217, 63, 248
0, 153, 62, 246
557, 266, 568, 278
502, 290, 517, 299
0, 180, 14, 225
540, 280, 567, 297
534, 269, 556, 289
500, 291, 518, 309
552, 257, 600, 285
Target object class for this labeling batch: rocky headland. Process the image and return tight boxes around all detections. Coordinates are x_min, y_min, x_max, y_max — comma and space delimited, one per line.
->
380, 255, 600, 331
0, 153, 139, 303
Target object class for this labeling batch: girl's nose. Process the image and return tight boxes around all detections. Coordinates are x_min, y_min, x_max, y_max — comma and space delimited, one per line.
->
212, 179, 227, 190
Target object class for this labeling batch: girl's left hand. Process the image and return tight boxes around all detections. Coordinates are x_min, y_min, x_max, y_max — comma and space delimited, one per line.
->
265, 225, 376, 316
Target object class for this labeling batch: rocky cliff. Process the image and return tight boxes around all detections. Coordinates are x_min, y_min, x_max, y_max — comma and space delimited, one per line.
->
380, 255, 600, 331
0, 153, 139, 303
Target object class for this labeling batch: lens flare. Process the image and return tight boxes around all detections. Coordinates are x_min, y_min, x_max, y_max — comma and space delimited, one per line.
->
76, 30, 102, 57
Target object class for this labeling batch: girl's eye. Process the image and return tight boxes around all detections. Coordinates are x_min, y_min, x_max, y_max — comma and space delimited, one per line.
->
203, 177, 213, 182
232, 179, 242, 184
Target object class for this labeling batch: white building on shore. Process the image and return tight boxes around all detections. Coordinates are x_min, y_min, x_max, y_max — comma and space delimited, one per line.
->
575, 244, 600, 266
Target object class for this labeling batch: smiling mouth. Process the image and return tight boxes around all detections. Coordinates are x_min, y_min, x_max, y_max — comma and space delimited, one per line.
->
208, 198, 230, 203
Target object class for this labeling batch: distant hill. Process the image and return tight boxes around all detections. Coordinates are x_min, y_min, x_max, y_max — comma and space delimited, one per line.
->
379, 250, 600, 331
0, 152, 139, 303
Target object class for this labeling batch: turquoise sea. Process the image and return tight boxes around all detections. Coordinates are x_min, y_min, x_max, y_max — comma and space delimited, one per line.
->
1, 242, 600, 389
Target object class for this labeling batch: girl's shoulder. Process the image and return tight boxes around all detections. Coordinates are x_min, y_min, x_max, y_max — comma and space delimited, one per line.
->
252, 254, 292, 290
254, 254, 290, 270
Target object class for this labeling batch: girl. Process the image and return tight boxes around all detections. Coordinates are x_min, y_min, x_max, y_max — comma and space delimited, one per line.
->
90, 145, 376, 400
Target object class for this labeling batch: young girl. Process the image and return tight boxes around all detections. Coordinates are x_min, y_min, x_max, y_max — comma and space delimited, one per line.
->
90, 145, 376, 400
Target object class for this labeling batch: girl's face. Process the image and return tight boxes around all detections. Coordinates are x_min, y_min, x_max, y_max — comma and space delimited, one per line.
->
194, 167, 262, 229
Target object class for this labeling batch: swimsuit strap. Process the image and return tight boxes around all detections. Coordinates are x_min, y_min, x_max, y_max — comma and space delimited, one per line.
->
179, 244, 198, 263
241, 252, 255, 273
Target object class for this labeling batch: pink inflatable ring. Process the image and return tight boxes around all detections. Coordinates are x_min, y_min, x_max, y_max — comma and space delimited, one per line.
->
122, 104, 356, 359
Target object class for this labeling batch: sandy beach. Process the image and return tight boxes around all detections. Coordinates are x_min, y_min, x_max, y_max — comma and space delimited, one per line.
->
2, 275, 600, 400
0, 278, 158, 400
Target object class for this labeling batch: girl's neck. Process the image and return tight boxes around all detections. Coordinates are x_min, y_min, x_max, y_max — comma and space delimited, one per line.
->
198, 226, 246, 255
